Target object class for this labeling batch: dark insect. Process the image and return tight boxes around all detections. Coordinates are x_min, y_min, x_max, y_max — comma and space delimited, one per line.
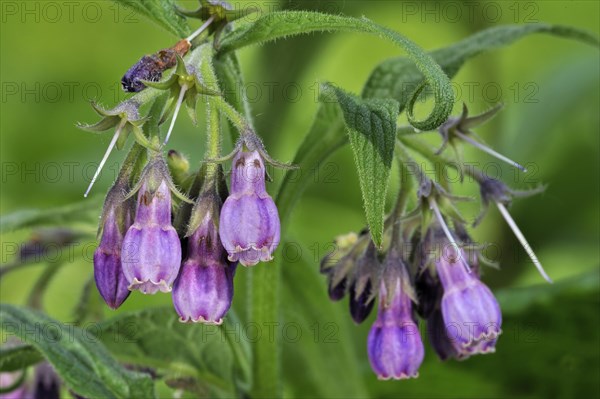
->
121, 39, 191, 92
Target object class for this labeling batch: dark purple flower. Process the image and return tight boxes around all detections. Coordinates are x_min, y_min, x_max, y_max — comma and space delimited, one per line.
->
327, 276, 347, 301
219, 149, 280, 266
427, 308, 461, 361
367, 262, 424, 380
349, 280, 375, 324
436, 247, 501, 356
122, 179, 182, 294
348, 242, 379, 324
94, 207, 131, 309
32, 362, 60, 399
172, 194, 236, 325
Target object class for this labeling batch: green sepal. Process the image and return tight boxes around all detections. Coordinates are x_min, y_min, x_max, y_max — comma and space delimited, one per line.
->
76, 116, 120, 133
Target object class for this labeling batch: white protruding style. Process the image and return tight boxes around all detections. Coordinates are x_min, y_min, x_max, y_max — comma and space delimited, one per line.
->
84, 118, 127, 198
185, 15, 216, 43
429, 197, 470, 273
495, 202, 552, 283
163, 85, 188, 146
454, 131, 527, 172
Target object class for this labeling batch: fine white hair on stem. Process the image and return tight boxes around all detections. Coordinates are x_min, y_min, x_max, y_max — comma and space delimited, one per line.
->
84, 118, 127, 198
163, 85, 188, 146
454, 131, 527, 172
185, 15, 216, 42
429, 197, 470, 272
496, 202, 552, 283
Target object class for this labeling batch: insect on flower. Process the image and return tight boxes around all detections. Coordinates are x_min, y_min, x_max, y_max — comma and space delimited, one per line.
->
121, 39, 192, 93
121, 16, 216, 92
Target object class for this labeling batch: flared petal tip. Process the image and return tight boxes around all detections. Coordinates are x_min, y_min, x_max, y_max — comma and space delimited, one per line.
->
227, 245, 274, 266
128, 278, 172, 294
178, 315, 224, 325
459, 329, 502, 348
377, 371, 419, 381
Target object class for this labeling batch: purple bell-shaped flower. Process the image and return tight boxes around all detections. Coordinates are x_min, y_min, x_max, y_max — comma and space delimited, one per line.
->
436, 245, 501, 356
172, 190, 236, 325
219, 149, 280, 266
367, 249, 424, 380
121, 164, 182, 294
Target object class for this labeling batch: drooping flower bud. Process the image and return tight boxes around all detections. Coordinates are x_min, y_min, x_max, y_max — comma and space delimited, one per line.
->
435, 243, 501, 356
349, 242, 379, 324
219, 149, 280, 266
427, 308, 461, 361
122, 158, 182, 294
31, 362, 60, 399
93, 173, 135, 309
172, 188, 236, 325
367, 248, 424, 380
94, 209, 132, 308
320, 231, 365, 302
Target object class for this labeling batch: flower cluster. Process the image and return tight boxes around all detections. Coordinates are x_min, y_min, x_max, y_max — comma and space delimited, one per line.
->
322, 105, 549, 380
323, 223, 502, 379
84, 20, 286, 325
92, 145, 280, 324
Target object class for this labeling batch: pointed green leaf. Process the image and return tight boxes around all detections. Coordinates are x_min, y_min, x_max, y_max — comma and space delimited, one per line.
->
319, 83, 399, 246
0, 304, 156, 398
363, 24, 599, 108
0, 344, 43, 372
113, 0, 190, 37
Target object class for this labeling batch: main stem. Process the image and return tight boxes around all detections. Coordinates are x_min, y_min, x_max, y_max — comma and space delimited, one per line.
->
206, 98, 221, 178
208, 54, 281, 396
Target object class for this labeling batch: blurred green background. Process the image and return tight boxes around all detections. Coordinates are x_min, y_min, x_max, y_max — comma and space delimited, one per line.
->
1, 1, 599, 398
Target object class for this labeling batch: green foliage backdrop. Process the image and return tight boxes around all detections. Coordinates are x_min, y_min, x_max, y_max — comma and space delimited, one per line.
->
1, 1, 598, 398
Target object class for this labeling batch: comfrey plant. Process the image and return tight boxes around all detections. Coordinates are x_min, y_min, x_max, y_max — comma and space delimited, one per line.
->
320, 106, 548, 379
1, 1, 597, 398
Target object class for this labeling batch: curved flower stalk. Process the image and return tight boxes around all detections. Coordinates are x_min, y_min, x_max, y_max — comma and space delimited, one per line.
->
219, 148, 280, 266
121, 155, 183, 294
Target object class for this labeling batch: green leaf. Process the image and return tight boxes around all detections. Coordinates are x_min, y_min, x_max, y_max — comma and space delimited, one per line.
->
0, 304, 155, 398
0, 199, 101, 234
320, 83, 399, 246
0, 344, 43, 372
217, 11, 454, 130
96, 307, 244, 396
363, 24, 599, 108
113, 0, 190, 37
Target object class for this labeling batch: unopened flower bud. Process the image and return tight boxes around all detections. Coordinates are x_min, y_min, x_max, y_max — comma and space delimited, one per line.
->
93, 178, 134, 309
348, 242, 379, 324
